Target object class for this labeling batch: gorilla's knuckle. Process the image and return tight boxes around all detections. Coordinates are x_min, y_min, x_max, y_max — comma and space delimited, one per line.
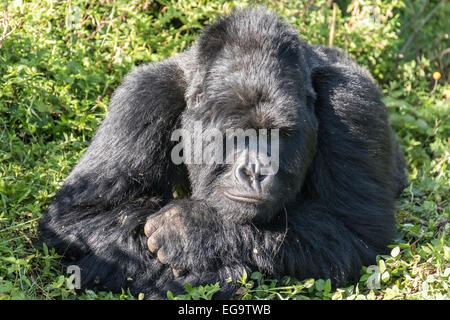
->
164, 206, 182, 217
144, 219, 158, 238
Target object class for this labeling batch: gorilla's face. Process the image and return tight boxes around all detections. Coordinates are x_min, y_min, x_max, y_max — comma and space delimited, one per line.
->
181, 46, 318, 224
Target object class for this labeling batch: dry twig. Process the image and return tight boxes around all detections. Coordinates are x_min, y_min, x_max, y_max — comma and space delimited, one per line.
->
0, 11, 22, 50
399, 0, 446, 56
329, 3, 337, 47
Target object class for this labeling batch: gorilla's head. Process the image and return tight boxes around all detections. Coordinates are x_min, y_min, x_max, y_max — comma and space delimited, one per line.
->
177, 8, 318, 224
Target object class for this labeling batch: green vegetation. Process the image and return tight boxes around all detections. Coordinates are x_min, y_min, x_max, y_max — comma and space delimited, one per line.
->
0, 0, 448, 300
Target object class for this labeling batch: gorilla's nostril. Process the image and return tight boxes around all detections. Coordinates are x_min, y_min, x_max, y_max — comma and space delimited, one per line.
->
257, 174, 268, 182
234, 154, 275, 192
234, 160, 256, 184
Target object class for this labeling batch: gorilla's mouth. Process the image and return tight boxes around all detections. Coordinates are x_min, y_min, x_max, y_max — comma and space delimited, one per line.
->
222, 190, 265, 204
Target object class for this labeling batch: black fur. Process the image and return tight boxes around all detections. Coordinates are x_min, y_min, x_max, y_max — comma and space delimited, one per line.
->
39, 8, 407, 299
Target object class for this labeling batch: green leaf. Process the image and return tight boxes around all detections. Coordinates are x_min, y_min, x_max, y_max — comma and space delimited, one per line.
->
378, 259, 386, 274
391, 246, 400, 258
315, 279, 325, 291
251, 271, 262, 281
0, 281, 13, 294
43, 243, 48, 256
324, 279, 332, 296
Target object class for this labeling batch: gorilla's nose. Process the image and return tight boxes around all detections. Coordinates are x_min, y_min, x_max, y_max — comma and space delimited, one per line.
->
235, 156, 274, 194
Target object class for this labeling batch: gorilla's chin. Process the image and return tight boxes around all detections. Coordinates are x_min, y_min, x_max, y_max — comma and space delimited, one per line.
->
214, 190, 281, 225
245, 205, 282, 226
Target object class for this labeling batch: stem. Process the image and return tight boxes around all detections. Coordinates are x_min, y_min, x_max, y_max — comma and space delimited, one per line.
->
329, 3, 337, 47
430, 79, 438, 95
399, 0, 446, 56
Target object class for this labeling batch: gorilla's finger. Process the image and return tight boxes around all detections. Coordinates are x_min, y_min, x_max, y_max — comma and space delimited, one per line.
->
157, 247, 167, 264
144, 217, 161, 238
172, 267, 186, 278
148, 227, 165, 253
147, 236, 159, 253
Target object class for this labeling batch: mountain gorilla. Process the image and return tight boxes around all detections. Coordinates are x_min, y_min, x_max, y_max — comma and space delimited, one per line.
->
39, 7, 407, 298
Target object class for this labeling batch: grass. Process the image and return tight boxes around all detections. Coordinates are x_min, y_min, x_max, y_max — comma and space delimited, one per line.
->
0, 0, 448, 300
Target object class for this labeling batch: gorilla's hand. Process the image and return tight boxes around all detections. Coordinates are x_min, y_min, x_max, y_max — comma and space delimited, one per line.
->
144, 200, 222, 278
144, 204, 188, 277
143, 199, 286, 282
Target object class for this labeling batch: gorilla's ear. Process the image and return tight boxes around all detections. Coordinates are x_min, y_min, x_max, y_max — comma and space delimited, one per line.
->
197, 18, 229, 65
58, 59, 188, 208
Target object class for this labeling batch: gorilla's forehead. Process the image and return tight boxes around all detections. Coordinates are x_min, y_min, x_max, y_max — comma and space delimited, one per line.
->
196, 56, 305, 129
189, 96, 302, 132
180, 7, 312, 131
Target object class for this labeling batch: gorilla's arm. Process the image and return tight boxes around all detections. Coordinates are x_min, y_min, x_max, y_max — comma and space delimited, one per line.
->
39, 58, 190, 295
144, 199, 378, 288
57, 59, 188, 206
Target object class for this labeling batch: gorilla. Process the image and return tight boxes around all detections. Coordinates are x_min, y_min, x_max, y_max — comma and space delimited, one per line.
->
39, 7, 407, 299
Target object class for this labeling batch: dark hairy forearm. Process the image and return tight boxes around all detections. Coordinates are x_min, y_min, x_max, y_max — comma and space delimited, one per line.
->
157, 199, 383, 287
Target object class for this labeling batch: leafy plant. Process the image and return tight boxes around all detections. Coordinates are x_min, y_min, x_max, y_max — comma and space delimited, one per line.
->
0, 0, 448, 300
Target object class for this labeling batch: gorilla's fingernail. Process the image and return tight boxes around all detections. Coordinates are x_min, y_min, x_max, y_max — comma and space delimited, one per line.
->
147, 237, 158, 253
